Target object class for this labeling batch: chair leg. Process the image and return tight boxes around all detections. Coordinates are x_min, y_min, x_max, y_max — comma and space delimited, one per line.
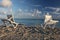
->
12, 23, 18, 29
43, 24, 47, 29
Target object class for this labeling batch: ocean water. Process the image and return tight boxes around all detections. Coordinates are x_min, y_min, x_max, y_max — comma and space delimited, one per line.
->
14, 19, 60, 27
0, 18, 60, 27
15, 19, 44, 26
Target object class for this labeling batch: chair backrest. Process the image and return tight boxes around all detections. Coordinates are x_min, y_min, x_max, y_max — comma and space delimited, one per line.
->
7, 15, 14, 22
44, 13, 52, 24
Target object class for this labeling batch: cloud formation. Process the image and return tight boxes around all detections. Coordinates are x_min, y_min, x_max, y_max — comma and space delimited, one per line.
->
45, 7, 60, 14
36, 9, 42, 14
0, 0, 12, 7
14, 8, 42, 18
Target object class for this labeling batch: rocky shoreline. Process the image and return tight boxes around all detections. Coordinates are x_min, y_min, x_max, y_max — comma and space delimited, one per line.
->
0, 25, 60, 40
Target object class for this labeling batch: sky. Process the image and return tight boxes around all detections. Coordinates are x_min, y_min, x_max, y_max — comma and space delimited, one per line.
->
0, 0, 60, 19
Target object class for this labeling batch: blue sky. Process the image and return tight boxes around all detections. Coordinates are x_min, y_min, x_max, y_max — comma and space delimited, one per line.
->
0, 0, 60, 19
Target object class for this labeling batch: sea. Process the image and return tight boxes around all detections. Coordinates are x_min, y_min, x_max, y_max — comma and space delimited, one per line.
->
0, 18, 60, 28
14, 18, 60, 28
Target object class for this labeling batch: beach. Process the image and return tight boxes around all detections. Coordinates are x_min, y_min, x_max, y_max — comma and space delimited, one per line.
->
0, 0, 60, 40
0, 24, 60, 40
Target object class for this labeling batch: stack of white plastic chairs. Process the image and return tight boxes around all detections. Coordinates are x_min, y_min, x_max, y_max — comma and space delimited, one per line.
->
44, 13, 59, 29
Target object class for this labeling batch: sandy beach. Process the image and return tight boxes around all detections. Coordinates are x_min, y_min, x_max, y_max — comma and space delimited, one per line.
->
0, 25, 60, 40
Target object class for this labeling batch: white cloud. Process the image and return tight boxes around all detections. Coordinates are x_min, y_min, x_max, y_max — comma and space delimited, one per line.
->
36, 10, 42, 13
56, 8, 60, 12
18, 9, 22, 12
45, 7, 60, 14
0, 9, 7, 14
14, 9, 42, 18
0, 9, 7, 18
45, 7, 56, 10
0, 0, 12, 15
0, 8, 13, 15
32, 9, 42, 17
0, 0, 12, 7
32, 14, 34, 16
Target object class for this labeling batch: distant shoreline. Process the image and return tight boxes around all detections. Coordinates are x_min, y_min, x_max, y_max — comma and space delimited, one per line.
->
14, 18, 60, 20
